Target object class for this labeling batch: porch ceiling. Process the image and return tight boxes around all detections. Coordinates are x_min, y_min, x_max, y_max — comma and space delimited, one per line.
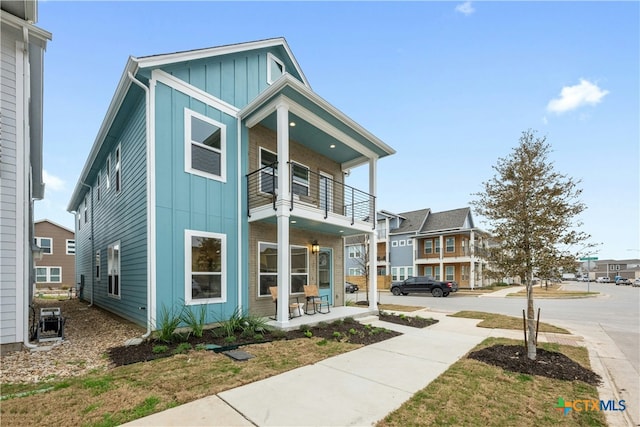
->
257, 214, 371, 237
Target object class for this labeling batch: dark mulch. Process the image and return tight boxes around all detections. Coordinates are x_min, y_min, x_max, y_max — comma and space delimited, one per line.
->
468, 344, 602, 385
377, 311, 439, 328
108, 318, 402, 367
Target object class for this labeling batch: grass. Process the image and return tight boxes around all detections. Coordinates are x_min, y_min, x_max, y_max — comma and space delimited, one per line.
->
449, 311, 570, 334
378, 304, 423, 312
508, 284, 599, 298
377, 337, 606, 427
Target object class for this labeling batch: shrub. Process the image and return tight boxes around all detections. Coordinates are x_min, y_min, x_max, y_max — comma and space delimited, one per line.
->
152, 345, 168, 354
303, 330, 313, 338
173, 343, 192, 354
180, 305, 207, 338
157, 305, 182, 343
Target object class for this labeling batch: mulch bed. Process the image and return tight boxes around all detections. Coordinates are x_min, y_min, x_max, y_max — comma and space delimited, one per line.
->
108, 318, 402, 367
377, 311, 439, 328
468, 344, 602, 385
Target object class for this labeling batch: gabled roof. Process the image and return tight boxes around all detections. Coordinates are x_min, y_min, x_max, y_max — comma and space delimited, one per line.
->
35, 219, 75, 234
420, 207, 472, 233
389, 209, 430, 235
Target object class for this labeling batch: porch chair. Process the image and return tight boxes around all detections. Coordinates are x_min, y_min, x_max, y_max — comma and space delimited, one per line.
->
269, 287, 302, 320
303, 284, 330, 315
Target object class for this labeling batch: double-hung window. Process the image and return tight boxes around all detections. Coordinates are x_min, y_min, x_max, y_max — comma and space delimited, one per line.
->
348, 245, 363, 259
106, 157, 111, 190
446, 237, 455, 253
446, 266, 455, 281
291, 162, 309, 197
435, 239, 441, 254
35, 237, 52, 255
424, 240, 433, 254
115, 144, 122, 192
185, 109, 226, 181
186, 230, 226, 304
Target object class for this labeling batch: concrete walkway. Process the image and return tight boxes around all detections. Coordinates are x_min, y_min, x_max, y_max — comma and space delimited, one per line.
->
122, 290, 634, 427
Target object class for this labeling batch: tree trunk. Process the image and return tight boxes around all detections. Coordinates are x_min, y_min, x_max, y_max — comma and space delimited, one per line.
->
526, 271, 537, 360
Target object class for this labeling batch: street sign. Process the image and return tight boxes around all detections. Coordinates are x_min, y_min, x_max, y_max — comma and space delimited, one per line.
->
579, 257, 598, 261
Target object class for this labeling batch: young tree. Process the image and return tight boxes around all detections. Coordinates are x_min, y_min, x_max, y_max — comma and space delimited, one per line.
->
471, 130, 591, 360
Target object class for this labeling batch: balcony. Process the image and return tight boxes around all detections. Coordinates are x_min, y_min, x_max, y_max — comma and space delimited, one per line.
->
246, 162, 375, 228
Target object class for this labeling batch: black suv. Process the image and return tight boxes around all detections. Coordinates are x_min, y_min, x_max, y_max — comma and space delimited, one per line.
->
390, 276, 458, 297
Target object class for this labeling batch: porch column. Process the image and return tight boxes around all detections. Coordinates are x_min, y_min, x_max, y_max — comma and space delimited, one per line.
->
368, 157, 378, 310
470, 230, 476, 289
439, 235, 444, 280
276, 102, 291, 325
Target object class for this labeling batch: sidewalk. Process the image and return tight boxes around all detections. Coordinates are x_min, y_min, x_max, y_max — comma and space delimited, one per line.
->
122, 296, 634, 427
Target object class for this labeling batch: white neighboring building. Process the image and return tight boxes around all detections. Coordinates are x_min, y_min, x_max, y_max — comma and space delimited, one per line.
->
0, 1, 51, 353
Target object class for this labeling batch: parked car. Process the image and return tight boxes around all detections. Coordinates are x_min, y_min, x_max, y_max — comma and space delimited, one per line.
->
633, 279, 640, 287
345, 282, 359, 293
596, 277, 610, 283
390, 276, 458, 297
615, 277, 632, 286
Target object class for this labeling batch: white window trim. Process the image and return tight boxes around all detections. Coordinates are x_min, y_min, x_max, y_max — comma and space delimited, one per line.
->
184, 108, 227, 182
424, 240, 433, 254
107, 241, 121, 299
446, 237, 455, 253
35, 266, 62, 283
407, 239, 413, 246
35, 237, 53, 255
399, 240, 406, 247
391, 241, 398, 247
446, 265, 455, 281
348, 268, 363, 276
106, 157, 111, 190
96, 250, 101, 281
83, 194, 88, 223
115, 143, 122, 193
185, 229, 227, 305
267, 52, 285, 84
259, 147, 278, 195
348, 245, 362, 259
96, 174, 101, 202
291, 160, 310, 197
257, 241, 309, 297
66, 239, 75, 255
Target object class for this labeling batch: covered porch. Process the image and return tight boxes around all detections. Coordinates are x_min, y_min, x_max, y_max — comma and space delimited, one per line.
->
265, 305, 378, 332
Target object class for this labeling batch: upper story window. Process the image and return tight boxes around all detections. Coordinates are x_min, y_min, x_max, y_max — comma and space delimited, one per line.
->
115, 144, 122, 193
185, 109, 226, 182
96, 174, 101, 201
83, 195, 88, 223
399, 240, 406, 247
66, 240, 75, 255
260, 148, 278, 194
435, 239, 441, 254
391, 241, 398, 247
106, 157, 111, 190
35, 237, 52, 255
446, 237, 455, 253
348, 245, 363, 259
424, 240, 433, 254
267, 53, 285, 84
291, 162, 309, 197
407, 239, 413, 246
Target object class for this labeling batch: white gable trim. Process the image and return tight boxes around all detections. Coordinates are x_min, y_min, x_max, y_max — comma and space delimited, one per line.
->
151, 69, 239, 117
245, 94, 379, 161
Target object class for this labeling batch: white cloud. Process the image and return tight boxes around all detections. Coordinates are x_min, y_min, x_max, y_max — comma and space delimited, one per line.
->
455, 1, 475, 16
546, 79, 609, 114
43, 170, 65, 191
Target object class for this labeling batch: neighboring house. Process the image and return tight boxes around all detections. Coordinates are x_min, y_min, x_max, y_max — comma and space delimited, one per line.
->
0, 1, 52, 353
67, 38, 395, 331
348, 207, 492, 289
34, 220, 75, 289
583, 259, 640, 281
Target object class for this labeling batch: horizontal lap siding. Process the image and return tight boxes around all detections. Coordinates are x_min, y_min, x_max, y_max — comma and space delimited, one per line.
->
78, 97, 148, 326
1, 29, 19, 345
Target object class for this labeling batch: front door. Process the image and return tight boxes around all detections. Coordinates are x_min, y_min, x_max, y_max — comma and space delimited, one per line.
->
318, 248, 333, 304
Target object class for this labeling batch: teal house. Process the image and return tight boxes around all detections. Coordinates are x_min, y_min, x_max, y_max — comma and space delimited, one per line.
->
67, 38, 395, 332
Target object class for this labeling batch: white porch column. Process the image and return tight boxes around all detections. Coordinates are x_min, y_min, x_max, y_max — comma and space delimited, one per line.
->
368, 157, 378, 310
275, 103, 291, 325
438, 235, 444, 280
470, 231, 476, 289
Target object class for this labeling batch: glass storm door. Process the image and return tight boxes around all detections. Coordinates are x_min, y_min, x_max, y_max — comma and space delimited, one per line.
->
318, 248, 333, 304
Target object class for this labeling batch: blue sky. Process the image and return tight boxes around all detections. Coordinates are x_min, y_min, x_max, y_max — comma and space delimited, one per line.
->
35, 1, 639, 260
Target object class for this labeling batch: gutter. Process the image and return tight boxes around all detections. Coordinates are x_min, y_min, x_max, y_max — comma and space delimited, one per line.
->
78, 183, 94, 307
127, 72, 153, 339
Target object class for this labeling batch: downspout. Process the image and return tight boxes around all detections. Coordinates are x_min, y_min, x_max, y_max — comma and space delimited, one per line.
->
79, 182, 94, 307
127, 71, 152, 339
21, 26, 37, 350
